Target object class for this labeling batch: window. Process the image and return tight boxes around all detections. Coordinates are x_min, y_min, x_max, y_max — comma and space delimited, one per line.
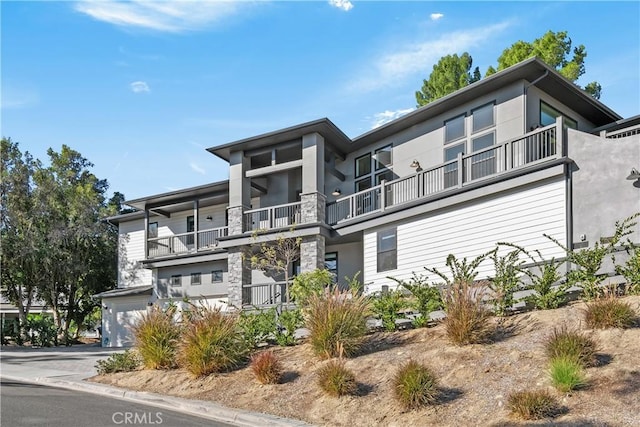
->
186, 216, 195, 245
375, 169, 394, 185
445, 114, 466, 143
540, 101, 577, 129
444, 143, 465, 188
472, 103, 494, 133
324, 252, 338, 282
211, 270, 223, 283
148, 222, 158, 253
374, 145, 392, 170
355, 177, 372, 192
471, 132, 496, 179
190, 272, 201, 285
148, 222, 158, 238
377, 228, 397, 272
170, 275, 182, 287
355, 153, 371, 178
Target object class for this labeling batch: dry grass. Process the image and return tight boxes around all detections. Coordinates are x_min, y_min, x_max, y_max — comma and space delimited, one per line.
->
443, 281, 493, 345
507, 389, 560, 420
250, 350, 283, 385
584, 296, 637, 329
131, 307, 181, 370
316, 359, 357, 397
545, 325, 598, 367
393, 360, 439, 410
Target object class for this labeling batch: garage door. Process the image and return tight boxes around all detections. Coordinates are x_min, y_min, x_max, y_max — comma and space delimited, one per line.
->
104, 299, 146, 347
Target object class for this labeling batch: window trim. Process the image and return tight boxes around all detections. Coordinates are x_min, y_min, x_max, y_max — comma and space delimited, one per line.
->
354, 153, 372, 178
444, 113, 466, 144
190, 272, 201, 285
355, 176, 372, 193
211, 270, 223, 283
540, 100, 577, 130
471, 102, 495, 134
377, 227, 397, 273
170, 274, 182, 287
374, 144, 393, 171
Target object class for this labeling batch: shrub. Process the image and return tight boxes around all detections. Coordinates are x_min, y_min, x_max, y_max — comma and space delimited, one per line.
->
584, 296, 637, 329
290, 269, 334, 307
393, 360, 439, 410
316, 359, 357, 397
178, 306, 248, 377
238, 308, 277, 349
370, 290, 407, 332
549, 357, 585, 392
545, 325, 598, 368
132, 306, 181, 370
305, 289, 369, 359
391, 273, 443, 326
275, 308, 304, 346
507, 390, 560, 420
95, 350, 140, 375
615, 246, 640, 295
26, 314, 57, 347
425, 252, 492, 287
250, 350, 283, 384
443, 281, 493, 345
488, 248, 524, 316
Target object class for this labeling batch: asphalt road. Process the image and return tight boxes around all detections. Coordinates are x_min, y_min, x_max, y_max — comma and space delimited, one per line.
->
0, 379, 234, 427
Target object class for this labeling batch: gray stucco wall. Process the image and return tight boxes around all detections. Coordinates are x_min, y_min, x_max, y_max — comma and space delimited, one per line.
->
568, 130, 640, 248
325, 241, 364, 287
156, 260, 228, 299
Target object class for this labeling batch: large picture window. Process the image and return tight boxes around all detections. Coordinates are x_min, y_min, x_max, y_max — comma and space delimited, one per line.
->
355, 153, 371, 178
472, 103, 494, 133
445, 114, 466, 143
471, 132, 496, 179
377, 228, 397, 272
374, 145, 392, 170
444, 143, 465, 188
540, 101, 577, 129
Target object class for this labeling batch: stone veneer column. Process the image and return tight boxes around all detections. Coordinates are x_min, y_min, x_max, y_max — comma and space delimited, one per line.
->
227, 247, 251, 309
227, 205, 244, 235
300, 234, 326, 273
300, 192, 326, 224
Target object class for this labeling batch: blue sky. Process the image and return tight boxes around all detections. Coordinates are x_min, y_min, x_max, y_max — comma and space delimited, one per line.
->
2, 1, 639, 200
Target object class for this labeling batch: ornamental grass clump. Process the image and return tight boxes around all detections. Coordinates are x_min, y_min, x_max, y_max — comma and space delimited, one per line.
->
443, 281, 493, 345
393, 360, 439, 410
131, 306, 181, 370
549, 357, 585, 392
584, 295, 637, 329
545, 325, 598, 368
250, 350, 283, 385
178, 306, 248, 377
305, 288, 369, 359
95, 349, 140, 375
507, 390, 560, 420
316, 359, 357, 397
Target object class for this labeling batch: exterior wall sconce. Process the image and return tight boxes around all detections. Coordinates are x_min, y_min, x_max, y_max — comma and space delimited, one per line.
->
332, 189, 342, 196
626, 168, 640, 180
410, 160, 422, 172
205, 215, 213, 221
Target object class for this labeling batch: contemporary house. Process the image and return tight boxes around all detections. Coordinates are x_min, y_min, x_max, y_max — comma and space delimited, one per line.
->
98, 57, 640, 347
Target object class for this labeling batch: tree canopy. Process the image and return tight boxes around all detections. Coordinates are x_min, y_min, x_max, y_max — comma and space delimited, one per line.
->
1, 138, 120, 344
416, 30, 601, 107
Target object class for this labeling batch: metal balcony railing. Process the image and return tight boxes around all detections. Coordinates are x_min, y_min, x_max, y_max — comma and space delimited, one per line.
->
243, 202, 302, 232
326, 122, 562, 225
147, 226, 228, 258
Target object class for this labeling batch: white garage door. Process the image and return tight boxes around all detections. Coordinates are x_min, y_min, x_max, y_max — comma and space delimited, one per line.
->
104, 299, 146, 348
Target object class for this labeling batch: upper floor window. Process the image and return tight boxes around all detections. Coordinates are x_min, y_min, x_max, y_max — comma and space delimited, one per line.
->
374, 145, 392, 170
355, 153, 371, 178
170, 274, 181, 287
472, 103, 494, 133
187, 216, 195, 245
445, 114, 466, 144
540, 101, 577, 130
148, 222, 158, 238
211, 270, 223, 283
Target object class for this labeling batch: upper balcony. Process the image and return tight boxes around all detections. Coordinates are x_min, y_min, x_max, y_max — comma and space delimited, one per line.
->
326, 120, 564, 226
147, 226, 229, 259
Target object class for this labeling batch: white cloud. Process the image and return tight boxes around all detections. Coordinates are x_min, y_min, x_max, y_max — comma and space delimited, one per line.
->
190, 162, 206, 175
430, 13, 444, 21
130, 81, 150, 93
74, 0, 252, 33
349, 21, 512, 93
371, 108, 414, 129
329, 0, 353, 12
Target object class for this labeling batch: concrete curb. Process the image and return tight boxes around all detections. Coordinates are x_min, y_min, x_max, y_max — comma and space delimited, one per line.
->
1, 374, 312, 427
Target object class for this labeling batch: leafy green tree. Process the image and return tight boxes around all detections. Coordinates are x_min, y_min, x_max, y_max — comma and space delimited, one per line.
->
415, 53, 481, 107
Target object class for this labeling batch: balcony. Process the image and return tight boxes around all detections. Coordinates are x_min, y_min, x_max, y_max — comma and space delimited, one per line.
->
243, 202, 302, 232
326, 123, 561, 225
147, 226, 228, 258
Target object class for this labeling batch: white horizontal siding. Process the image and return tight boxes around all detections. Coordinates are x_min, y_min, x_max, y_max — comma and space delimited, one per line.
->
363, 179, 566, 293
118, 219, 152, 288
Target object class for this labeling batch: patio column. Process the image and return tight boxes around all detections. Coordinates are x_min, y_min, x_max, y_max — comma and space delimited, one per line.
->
227, 246, 251, 309
300, 132, 325, 224
228, 150, 251, 235
300, 234, 326, 273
